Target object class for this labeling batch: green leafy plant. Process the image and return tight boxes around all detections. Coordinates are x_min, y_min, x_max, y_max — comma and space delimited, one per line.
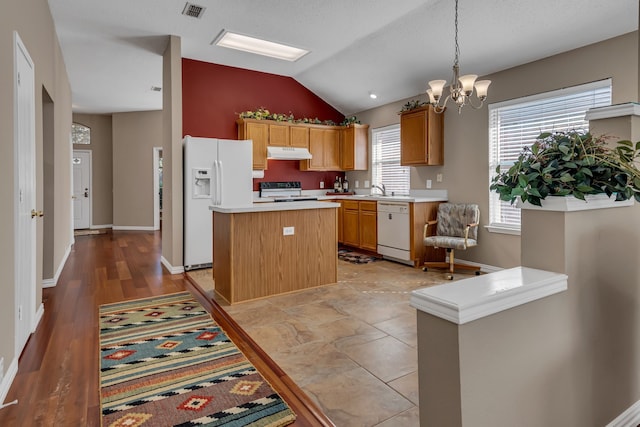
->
490, 130, 640, 206
399, 99, 427, 113
340, 116, 361, 126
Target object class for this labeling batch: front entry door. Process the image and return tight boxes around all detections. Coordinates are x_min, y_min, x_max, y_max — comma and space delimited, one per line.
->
72, 150, 91, 229
14, 32, 36, 357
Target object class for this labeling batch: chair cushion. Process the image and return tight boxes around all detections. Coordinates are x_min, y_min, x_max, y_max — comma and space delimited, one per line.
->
424, 236, 477, 250
436, 203, 480, 240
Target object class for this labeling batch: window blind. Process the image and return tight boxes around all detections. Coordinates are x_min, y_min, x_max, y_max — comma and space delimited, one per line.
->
372, 124, 409, 195
488, 79, 612, 230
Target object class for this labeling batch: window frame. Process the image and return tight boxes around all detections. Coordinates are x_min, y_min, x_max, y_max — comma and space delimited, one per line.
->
487, 79, 612, 235
371, 124, 410, 196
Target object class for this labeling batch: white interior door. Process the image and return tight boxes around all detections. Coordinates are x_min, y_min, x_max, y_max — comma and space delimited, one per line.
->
14, 32, 36, 357
72, 150, 91, 229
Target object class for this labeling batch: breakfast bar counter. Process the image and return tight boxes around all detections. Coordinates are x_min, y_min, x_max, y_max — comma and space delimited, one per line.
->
210, 202, 339, 304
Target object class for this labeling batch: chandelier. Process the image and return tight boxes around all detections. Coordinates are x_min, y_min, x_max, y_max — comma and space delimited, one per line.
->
426, 0, 491, 114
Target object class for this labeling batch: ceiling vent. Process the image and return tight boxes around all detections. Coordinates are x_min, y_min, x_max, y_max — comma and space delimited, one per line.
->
182, 2, 205, 19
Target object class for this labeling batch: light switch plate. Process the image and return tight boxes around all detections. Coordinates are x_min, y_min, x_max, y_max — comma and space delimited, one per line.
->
436, 174, 443, 183
355, 180, 359, 188
426, 179, 432, 189
283, 226, 295, 236
364, 180, 370, 188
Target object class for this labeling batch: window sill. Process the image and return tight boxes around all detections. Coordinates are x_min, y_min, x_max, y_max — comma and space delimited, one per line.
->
485, 224, 521, 236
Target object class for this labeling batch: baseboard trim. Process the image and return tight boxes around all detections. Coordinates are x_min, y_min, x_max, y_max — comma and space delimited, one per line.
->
42, 243, 72, 288
0, 357, 18, 406
161, 256, 185, 275
449, 257, 502, 273
91, 224, 112, 230
607, 399, 640, 427
112, 225, 156, 231
33, 303, 44, 332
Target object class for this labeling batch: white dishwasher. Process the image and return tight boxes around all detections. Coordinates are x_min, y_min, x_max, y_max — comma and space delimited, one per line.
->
377, 201, 412, 264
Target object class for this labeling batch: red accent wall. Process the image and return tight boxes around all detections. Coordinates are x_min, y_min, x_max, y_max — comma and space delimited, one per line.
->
182, 59, 345, 191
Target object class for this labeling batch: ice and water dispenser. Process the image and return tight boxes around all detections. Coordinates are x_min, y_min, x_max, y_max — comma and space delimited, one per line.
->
191, 168, 211, 199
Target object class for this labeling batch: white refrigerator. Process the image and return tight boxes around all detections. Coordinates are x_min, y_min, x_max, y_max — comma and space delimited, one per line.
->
183, 136, 253, 270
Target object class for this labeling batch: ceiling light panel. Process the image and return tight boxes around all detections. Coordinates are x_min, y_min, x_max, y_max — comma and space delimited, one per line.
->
213, 31, 309, 62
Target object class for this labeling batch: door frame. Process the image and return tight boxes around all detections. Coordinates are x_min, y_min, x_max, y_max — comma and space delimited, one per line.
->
153, 147, 162, 231
13, 31, 36, 358
72, 149, 92, 229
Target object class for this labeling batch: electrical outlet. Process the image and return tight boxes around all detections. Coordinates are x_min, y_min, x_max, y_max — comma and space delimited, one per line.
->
436, 173, 443, 183
426, 179, 432, 189
283, 226, 294, 236
364, 180, 370, 188
319, 181, 324, 189
355, 180, 359, 188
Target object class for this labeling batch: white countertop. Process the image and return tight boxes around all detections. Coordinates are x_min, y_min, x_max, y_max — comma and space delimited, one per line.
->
321, 195, 447, 203
410, 267, 568, 325
210, 200, 340, 213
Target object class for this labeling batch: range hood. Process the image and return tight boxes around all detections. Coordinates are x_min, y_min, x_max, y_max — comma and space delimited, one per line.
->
267, 146, 312, 160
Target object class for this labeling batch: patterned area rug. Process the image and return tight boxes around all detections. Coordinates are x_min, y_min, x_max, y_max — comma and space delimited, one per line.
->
338, 248, 379, 264
99, 292, 296, 427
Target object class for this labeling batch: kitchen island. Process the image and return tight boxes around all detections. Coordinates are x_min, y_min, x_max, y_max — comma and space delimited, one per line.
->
210, 201, 339, 304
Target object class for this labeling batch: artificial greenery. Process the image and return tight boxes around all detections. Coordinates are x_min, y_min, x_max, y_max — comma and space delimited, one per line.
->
340, 116, 361, 126
490, 130, 640, 206
238, 107, 355, 126
399, 99, 428, 113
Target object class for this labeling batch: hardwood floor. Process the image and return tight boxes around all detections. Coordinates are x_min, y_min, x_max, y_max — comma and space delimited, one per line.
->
0, 230, 332, 426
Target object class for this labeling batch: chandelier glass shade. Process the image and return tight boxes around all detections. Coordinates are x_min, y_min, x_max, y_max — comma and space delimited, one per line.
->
427, 0, 491, 113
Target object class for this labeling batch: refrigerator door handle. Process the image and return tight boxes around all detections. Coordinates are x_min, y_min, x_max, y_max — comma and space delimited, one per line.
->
217, 160, 223, 205
211, 161, 218, 205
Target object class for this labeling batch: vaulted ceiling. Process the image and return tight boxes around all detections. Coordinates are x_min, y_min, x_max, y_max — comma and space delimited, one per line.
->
48, 0, 638, 115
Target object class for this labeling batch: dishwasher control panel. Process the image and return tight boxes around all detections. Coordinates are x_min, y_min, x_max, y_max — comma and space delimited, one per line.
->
377, 201, 410, 214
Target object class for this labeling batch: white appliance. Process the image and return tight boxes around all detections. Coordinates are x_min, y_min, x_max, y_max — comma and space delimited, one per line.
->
183, 136, 253, 270
377, 201, 412, 265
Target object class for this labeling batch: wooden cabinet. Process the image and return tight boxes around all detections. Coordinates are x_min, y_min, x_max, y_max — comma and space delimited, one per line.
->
341, 124, 369, 170
301, 127, 341, 171
237, 118, 368, 171
341, 200, 377, 251
268, 123, 289, 146
342, 200, 360, 247
358, 201, 377, 251
410, 201, 446, 266
237, 119, 268, 170
400, 106, 444, 166
289, 126, 309, 148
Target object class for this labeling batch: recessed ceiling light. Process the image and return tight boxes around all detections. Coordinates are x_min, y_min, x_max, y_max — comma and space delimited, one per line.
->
213, 30, 309, 62
369, 92, 378, 99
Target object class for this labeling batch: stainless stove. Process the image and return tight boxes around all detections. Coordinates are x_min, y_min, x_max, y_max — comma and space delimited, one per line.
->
258, 181, 318, 202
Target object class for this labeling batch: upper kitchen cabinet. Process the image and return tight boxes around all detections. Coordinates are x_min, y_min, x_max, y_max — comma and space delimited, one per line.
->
268, 123, 289, 146
400, 106, 444, 166
289, 125, 310, 148
301, 127, 341, 171
237, 119, 268, 170
341, 123, 369, 171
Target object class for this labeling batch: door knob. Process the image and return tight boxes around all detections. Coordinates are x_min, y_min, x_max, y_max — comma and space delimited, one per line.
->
31, 209, 44, 218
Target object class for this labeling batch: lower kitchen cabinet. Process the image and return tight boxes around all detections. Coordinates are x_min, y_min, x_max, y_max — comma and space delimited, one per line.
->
341, 200, 377, 251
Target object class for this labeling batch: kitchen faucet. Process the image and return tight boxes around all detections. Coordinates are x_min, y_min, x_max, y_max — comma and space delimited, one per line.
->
372, 184, 386, 196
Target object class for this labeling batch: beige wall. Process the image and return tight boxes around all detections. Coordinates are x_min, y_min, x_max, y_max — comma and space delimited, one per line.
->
0, 0, 72, 379
73, 113, 113, 227
162, 35, 184, 270
352, 31, 639, 269
112, 111, 162, 228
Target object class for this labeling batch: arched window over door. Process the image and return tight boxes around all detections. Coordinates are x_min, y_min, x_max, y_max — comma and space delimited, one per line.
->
71, 122, 90, 145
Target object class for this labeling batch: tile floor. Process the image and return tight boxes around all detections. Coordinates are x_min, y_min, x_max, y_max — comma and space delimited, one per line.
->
188, 258, 475, 426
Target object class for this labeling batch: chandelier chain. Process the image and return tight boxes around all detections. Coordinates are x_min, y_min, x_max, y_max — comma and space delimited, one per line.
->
454, 0, 460, 67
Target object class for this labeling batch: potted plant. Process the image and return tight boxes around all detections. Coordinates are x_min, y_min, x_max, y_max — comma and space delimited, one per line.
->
490, 130, 640, 206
